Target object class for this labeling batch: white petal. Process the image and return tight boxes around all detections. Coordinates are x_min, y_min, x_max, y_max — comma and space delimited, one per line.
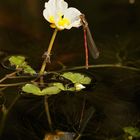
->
46, 0, 57, 10
53, 0, 68, 22
43, 1, 56, 22
58, 0, 68, 13
47, 0, 68, 15
64, 7, 82, 29
43, 0, 69, 24
43, 8, 51, 22
45, 0, 55, 13
75, 83, 85, 91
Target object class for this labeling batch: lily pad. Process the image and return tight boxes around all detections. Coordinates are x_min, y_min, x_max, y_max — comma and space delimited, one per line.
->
61, 72, 91, 84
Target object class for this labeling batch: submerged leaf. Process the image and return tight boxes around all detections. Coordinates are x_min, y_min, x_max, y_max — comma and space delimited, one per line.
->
61, 72, 91, 84
9, 56, 25, 66
123, 127, 140, 137
22, 84, 41, 95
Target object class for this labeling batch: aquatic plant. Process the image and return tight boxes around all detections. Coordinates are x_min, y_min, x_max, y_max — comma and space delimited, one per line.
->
0, 0, 140, 140
0, 0, 96, 139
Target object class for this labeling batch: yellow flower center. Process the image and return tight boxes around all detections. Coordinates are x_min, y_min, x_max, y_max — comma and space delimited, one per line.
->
58, 17, 70, 27
49, 13, 70, 29
49, 16, 55, 23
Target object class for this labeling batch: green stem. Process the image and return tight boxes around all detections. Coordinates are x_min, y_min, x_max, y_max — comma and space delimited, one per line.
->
0, 82, 29, 87
60, 63, 140, 72
39, 28, 58, 75
44, 96, 53, 131
0, 70, 21, 83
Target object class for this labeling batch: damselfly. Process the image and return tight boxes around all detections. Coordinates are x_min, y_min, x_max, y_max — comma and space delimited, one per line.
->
80, 14, 99, 69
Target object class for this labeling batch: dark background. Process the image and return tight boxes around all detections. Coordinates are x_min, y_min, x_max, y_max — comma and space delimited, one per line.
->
0, 0, 140, 140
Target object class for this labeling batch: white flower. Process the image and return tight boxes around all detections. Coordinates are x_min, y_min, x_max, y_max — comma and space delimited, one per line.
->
43, 0, 82, 30
75, 83, 85, 91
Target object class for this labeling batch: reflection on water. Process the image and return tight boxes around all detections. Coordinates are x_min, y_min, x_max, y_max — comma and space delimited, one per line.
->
0, 0, 140, 140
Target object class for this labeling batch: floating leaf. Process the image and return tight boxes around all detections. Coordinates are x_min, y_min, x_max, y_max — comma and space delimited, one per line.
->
123, 127, 140, 138
9, 56, 25, 67
42, 86, 61, 95
23, 65, 36, 75
61, 72, 91, 84
22, 84, 41, 95
52, 83, 65, 90
79, 77, 91, 84
22, 84, 61, 96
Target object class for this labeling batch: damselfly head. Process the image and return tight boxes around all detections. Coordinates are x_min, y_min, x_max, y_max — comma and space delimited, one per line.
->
80, 14, 88, 29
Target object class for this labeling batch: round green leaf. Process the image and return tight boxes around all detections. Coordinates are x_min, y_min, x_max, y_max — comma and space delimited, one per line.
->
42, 86, 61, 95
52, 83, 65, 90
22, 84, 41, 95
61, 72, 91, 84
9, 56, 25, 66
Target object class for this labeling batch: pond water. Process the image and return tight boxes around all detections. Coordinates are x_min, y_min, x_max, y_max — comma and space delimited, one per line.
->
0, 0, 140, 140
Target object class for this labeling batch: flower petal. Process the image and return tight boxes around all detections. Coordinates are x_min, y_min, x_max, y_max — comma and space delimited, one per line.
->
53, 0, 68, 24
57, 0, 68, 14
75, 83, 85, 91
43, 0, 68, 24
64, 7, 82, 29
43, 1, 56, 22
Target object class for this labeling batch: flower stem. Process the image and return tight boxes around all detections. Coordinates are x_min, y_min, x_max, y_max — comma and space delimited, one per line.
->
39, 28, 58, 75
0, 82, 28, 87
44, 95, 53, 132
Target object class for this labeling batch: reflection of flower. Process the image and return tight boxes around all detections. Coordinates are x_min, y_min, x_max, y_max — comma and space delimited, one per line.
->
43, 0, 82, 30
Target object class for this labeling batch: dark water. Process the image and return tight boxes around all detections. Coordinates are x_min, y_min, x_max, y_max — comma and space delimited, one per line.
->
0, 0, 140, 140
